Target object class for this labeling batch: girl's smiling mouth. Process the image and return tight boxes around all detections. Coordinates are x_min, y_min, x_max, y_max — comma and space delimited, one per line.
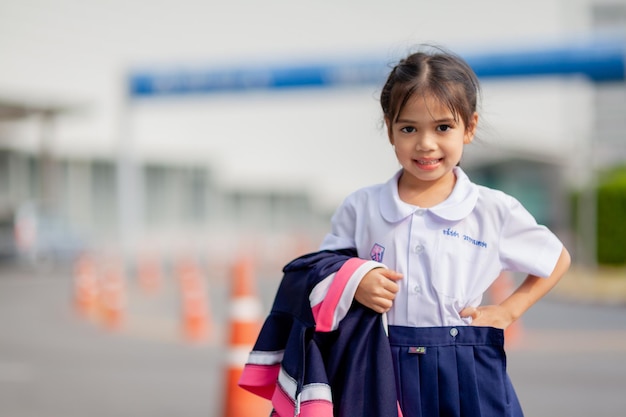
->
415, 158, 443, 169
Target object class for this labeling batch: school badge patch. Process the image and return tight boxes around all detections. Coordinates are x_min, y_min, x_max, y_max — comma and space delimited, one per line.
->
370, 243, 385, 262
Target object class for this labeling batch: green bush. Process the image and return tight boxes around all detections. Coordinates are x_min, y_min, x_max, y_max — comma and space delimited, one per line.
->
570, 166, 626, 266
596, 167, 626, 265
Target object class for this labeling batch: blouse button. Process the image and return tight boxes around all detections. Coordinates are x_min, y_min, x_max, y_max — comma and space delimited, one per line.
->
413, 284, 422, 293
414, 244, 424, 253
415, 209, 426, 216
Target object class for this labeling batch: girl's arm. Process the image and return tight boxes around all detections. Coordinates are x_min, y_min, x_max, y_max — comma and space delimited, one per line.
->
461, 246, 571, 329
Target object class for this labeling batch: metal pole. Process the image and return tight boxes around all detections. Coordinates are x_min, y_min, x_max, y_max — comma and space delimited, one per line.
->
39, 110, 57, 210
116, 79, 143, 260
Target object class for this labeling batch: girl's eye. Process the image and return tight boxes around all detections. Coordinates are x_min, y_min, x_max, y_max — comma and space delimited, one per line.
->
400, 126, 416, 133
437, 124, 452, 132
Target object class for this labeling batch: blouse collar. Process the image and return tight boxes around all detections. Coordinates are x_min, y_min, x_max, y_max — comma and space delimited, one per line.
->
380, 167, 479, 222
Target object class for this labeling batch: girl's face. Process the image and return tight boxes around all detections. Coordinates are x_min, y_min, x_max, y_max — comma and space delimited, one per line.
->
387, 93, 477, 193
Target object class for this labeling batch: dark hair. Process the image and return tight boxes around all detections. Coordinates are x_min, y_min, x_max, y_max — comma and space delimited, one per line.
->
380, 47, 480, 130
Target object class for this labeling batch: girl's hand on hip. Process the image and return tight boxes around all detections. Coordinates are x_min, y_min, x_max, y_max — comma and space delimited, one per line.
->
355, 268, 403, 313
459, 305, 515, 329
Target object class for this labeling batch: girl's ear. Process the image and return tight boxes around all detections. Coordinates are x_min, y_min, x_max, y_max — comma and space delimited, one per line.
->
464, 112, 479, 144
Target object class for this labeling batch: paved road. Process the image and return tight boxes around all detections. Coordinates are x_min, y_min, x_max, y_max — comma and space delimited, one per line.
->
0, 262, 625, 417
507, 299, 626, 417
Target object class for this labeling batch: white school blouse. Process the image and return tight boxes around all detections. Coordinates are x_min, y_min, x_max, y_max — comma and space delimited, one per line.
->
319, 167, 564, 327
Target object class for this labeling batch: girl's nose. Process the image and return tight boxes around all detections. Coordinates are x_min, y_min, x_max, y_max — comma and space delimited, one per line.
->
415, 133, 436, 151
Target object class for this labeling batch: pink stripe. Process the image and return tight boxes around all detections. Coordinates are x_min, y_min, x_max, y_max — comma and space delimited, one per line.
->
311, 302, 322, 322
271, 386, 334, 417
315, 257, 366, 332
238, 363, 280, 400
272, 385, 295, 417
300, 399, 334, 417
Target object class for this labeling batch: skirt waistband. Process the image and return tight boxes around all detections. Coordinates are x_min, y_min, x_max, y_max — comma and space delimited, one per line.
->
388, 325, 504, 347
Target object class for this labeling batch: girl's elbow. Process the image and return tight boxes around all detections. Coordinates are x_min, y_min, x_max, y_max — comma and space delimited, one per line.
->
558, 246, 572, 274
563, 246, 571, 265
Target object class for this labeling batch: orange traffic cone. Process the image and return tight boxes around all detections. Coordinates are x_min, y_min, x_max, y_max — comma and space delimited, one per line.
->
175, 256, 199, 288
136, 251, 162, 294
223, 256, 271, 417
176, 258, 211, 343
489, 271, 523, 348
73, 253, 99, 318
98, 259, 127, 331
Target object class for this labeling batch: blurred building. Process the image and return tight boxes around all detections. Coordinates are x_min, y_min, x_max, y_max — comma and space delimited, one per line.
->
0, 0, 624, 261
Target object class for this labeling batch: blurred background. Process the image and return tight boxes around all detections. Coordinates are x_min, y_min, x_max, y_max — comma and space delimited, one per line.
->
1, 0, 626, 266
1, 0, 625, 416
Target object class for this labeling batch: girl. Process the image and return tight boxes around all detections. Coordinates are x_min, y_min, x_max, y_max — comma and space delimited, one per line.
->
318, 47, 571, 416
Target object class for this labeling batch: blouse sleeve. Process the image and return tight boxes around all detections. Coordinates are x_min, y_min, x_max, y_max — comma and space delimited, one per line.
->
319, 194, 358, 251
499, 196, 563, 278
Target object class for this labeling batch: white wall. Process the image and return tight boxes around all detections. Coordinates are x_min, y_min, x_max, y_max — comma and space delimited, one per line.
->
0, 0, 596, 210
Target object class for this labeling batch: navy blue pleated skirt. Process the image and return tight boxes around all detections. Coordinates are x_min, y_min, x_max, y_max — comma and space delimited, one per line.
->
388, 326, 523, 417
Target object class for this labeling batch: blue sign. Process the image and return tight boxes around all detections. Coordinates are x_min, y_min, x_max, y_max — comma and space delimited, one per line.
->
465, 34, 625, 82
128, 34, 625, 97
129, 60, 389, 97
